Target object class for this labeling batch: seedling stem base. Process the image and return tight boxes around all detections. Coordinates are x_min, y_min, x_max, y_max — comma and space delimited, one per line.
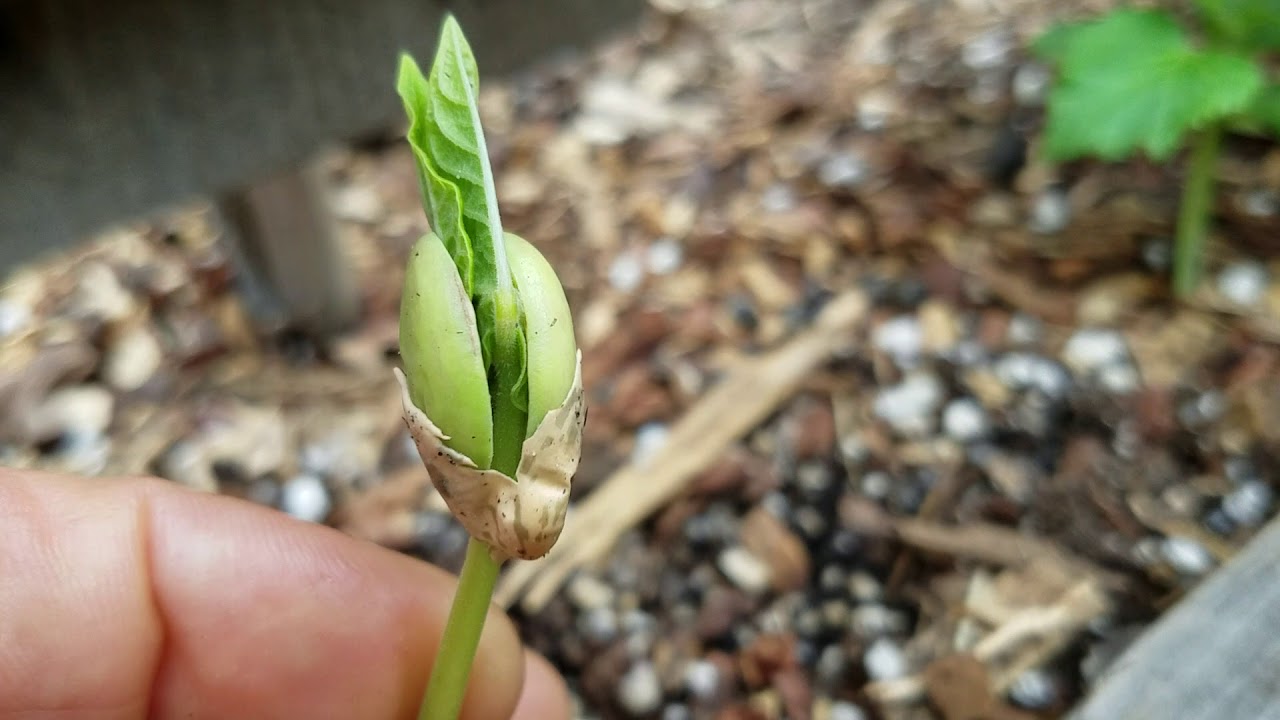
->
418, 537, 502, 720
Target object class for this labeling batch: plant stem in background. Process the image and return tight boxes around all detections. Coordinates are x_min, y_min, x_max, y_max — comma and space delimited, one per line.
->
418, 536, 503, 720
1174, 124, 1222, 298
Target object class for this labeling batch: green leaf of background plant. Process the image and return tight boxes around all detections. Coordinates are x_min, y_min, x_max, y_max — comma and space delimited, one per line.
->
1036, 9, 1263, 162
1245, 84, 1280, 136
1195, 0, 1280, 52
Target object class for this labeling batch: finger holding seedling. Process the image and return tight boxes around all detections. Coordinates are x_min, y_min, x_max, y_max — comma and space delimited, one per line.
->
393, 15, 583, 720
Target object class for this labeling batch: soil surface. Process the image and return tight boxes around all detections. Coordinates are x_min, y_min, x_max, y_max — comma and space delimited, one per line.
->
4, 1, 1280, 718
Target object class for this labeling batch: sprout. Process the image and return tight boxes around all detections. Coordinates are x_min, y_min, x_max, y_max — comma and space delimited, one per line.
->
394, 17, 583, 562
394, 16, 585, 720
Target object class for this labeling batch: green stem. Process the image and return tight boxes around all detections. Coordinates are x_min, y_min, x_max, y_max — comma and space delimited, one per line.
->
418, 537, 501, 720
419, 297, 526, 720
1173, 124, 1222, 298
489, 328, 529, 484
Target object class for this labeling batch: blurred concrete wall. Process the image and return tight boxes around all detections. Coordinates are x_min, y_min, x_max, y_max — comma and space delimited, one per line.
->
0, 0, 642, 270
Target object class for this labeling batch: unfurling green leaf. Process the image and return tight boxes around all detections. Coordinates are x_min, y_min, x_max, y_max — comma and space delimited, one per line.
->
1035, 9, 1263, 162
396, 15, 525, 373
396, 55, 474, 296
397, 15, 530, 470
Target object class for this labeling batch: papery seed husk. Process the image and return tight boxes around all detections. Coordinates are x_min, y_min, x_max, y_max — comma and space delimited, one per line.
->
394, 351, 585, 561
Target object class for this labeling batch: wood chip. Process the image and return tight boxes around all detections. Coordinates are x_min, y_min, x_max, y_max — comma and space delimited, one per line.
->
740, 506, 811, 593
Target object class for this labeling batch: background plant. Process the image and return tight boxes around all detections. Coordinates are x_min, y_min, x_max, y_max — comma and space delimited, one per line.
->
1035, 0, 1280, 297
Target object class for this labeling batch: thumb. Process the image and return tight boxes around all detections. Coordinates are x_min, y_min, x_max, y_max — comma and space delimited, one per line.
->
0, 469, 569, 720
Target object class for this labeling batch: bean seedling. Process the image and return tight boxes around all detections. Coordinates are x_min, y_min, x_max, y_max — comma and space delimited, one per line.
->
394, 15, 584, 720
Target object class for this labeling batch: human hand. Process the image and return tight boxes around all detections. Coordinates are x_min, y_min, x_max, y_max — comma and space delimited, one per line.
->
0, 469, 570, 719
